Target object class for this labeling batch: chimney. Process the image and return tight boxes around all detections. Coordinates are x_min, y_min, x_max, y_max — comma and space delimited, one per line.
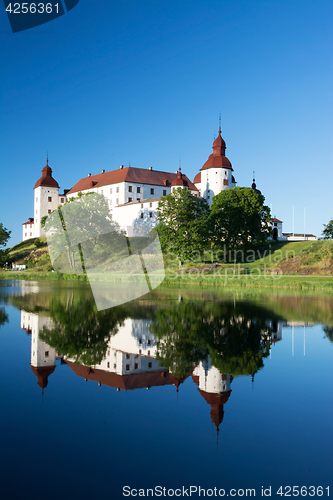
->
101, 169, 105, 173
120, 165, 124, 169
149, 166, 152, 170
88, 173, 91, 177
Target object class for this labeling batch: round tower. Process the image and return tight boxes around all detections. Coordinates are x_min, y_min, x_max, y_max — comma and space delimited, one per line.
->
34, 158, 60, 237
194, 126, 236, 205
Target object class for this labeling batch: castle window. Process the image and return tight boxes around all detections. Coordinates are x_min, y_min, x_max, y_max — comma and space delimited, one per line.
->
147, 350, 150, 356
140, 213, 144, 219
148, 362, 152, 368
25, 233, 27, 237
147, 339, 151, 345
274, 223, 277, 227
139, 339, 142, 344
107, 362, 110, 368
45, 351, 49, 357
149, 212, 152, 218
137, 198, 140, 202
150, 188, 154, 195
139, 349, 141, 354
137, 187, 141, 193
128, 197, 132, 202
48, 197, 52, 202
223, 179, 229, 186
61, 198, 64, 203
48, 209, 51, 214
126, 354, 130, 359
126, 364, 130, 371
116, 187, 119, 193
129, 186, 132, 192
135, 363, 138, 370
114, 364, 116, 369
30, 232, 32, 236
207, 196, 210, 199
163, 190, 166, 196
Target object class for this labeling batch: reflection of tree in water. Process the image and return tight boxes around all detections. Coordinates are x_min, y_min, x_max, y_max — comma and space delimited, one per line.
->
150, 301, 273, 378
323, 326, 333, 343
40, 297, 128, 366
0, 307, 8, 329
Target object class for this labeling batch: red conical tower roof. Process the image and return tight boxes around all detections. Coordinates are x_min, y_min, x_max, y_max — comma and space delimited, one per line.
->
200, 127, 233, 171
34, 157, 59, 188
171, 167, 188, 187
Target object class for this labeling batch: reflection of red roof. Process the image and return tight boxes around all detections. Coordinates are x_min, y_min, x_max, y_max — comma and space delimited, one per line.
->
201, 128, 233, 171
34, 162, 59, 189
64, 361, 181, 391
67, 166, 198, 195
30, 365, 56, 390
199, 390, 231, 430
192, 374, 199, 386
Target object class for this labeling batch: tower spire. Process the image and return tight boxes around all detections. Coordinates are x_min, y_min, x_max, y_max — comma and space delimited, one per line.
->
46, 151, 49, 166
219, 112, 221, 134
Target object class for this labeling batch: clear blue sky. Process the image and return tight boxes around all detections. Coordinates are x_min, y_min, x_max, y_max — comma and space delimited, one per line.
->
1, 0, 332, 246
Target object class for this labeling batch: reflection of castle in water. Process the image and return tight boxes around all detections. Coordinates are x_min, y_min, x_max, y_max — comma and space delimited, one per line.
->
20, 309, 311, 433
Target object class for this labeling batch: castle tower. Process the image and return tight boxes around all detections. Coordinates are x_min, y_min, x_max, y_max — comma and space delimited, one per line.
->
34, 158, 60, 237
193, 126, 236, 205
171, 167, 189, 193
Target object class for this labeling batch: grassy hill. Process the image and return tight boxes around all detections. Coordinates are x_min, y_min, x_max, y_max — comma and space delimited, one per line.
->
3, 237, 333, 281
6, 237, 52, 271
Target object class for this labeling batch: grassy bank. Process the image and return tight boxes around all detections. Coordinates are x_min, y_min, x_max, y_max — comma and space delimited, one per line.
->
2, 238, 332, 291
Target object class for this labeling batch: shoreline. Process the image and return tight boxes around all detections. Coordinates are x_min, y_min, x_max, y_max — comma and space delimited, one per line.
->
1, 270, 332, 292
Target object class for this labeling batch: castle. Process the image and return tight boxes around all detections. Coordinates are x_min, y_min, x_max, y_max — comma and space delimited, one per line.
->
22, 126, 284, 241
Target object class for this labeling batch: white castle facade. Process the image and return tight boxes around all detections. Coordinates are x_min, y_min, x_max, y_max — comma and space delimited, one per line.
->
22, 127, 284, 241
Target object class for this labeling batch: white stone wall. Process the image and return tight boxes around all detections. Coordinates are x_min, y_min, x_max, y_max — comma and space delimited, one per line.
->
34, 185, 60, 237
195, 168, 235, 205
22, 222, 35, 241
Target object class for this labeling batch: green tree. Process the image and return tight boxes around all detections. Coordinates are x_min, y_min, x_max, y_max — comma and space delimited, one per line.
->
42, 192, 125, 273
156, 188, 210, 266
209, 187, 271, 251
0, 223, 11, 267
322, 218, 333, 239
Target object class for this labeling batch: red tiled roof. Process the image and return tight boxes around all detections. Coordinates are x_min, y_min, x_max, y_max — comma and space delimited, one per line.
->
34, 163, 59, 189
171, 168, 188, 187
200, 128, 233, 171
271, 217, 283, 223
193, 172, 201, 184
22, 218, 34, 225
67, 166, 198, 195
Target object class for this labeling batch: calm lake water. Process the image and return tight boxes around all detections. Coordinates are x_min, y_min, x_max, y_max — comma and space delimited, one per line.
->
0, 280, 332, 500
